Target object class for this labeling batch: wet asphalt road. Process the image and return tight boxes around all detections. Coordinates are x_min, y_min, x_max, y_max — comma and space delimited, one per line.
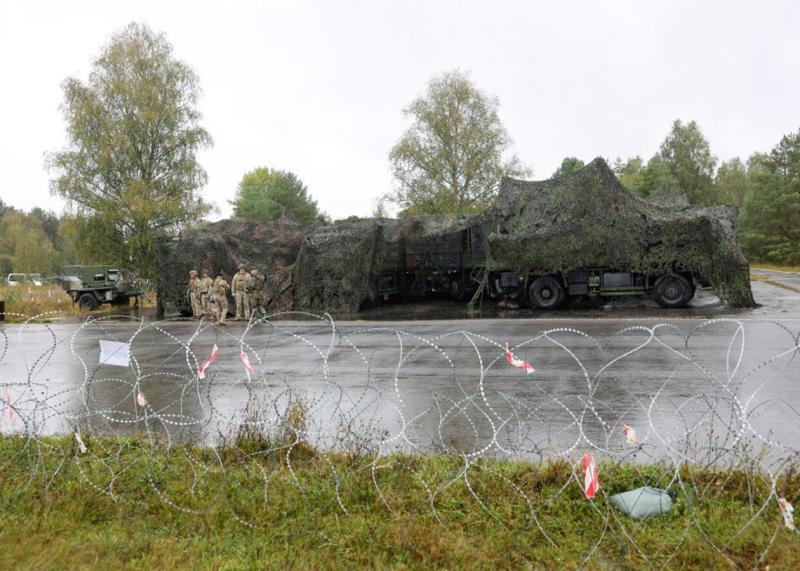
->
1, 276, 799, 457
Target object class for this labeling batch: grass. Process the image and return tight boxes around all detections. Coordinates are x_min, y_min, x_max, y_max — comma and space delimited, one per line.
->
0, 284, 156, 323
751, 263, 800, 273
0, 434, 798, 570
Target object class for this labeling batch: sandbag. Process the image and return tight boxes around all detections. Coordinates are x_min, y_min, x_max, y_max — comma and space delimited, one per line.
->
609, 486, 673, 520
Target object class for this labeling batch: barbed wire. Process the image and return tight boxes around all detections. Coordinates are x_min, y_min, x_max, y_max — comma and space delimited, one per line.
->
1, 310, 799, 566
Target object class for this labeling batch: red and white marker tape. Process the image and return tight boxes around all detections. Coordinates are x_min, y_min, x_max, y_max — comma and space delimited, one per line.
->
74, 431, 87, 454
3, 389, 13, 420
504, 342, 535, 374
136, 389, 147, 408
240, 351, 255, 383
197, 344, 219, 379
623, 424, 638, 445
779, 497, 795, 531
582, 453, 599, 499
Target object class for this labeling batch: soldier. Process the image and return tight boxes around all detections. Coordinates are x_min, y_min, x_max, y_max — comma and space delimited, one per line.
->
231, 263, 252, 320
248, 268, 266, 318
211, 271, 230, 325
187, 270, 201, 319
199, 269, 213, 317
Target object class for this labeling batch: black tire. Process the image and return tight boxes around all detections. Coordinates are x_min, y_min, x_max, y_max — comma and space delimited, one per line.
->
528, 276, 566, 310
652, 273, 694, 308
78, 293, 99, 311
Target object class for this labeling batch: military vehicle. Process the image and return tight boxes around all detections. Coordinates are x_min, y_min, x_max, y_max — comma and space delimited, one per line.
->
484, 159, 754, 309
155, 159, 755, 315
61, 265, 141, 310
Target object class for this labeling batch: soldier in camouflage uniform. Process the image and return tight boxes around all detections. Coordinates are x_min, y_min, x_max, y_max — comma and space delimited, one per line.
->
211, 271, 230, 325
199, 269, 213, 317
231, 264, 252, 320
248, 268, 266, 318
187, 270, 201, 319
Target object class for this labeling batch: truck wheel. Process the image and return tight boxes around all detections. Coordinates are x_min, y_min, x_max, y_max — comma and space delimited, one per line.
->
653, 273, 694, 308
529, 276, 565, 309
78, 293, 99, 311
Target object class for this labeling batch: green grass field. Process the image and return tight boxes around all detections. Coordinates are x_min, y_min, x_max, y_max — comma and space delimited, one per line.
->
1, 435, 798, 569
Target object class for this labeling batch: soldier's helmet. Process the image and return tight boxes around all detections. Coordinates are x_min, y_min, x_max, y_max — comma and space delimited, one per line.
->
190, 270, 198, 275
250, 268, 259, 274
237, 263, 246, 270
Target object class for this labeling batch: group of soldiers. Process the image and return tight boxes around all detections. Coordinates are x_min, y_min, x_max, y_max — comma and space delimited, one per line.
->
186, 265, 268, 325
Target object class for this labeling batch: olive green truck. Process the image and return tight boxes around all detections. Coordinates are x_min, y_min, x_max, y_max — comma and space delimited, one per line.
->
61, 265, 141, 310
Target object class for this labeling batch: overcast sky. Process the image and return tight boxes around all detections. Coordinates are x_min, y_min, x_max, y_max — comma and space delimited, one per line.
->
1, 0, 798, 220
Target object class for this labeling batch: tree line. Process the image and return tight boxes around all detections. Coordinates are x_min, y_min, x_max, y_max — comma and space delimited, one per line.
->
1, 23, 796, 280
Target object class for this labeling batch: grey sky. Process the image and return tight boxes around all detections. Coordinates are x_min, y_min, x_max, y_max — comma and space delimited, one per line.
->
1, 0, 798, 220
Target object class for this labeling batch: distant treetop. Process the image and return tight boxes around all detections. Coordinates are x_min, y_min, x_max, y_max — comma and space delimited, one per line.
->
231, 167, 320, 227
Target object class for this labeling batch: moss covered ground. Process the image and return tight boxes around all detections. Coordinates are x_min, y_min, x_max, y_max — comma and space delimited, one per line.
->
1, 435, 798, 569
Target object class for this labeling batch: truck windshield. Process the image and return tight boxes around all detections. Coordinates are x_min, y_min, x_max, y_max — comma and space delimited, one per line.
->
108, 270, 120, 282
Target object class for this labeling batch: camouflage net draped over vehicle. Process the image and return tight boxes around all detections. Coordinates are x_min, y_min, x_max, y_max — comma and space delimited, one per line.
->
489, 158, 756, 307
291, 218, 386, 312
156, 159, 755, 312
155, 215, 305, 314
292, 214, 490, 312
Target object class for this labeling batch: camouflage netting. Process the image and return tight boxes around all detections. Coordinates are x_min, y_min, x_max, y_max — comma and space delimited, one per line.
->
157, 158, 755, 313
155, 214, 305, 315
488, 158, 756, 307
292, 214, 488, 312
291, 218, 385, 312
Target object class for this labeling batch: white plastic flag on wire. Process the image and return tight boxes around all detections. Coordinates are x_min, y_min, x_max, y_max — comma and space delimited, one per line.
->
504, 342, 535, 374
240, 351, 255, 383
3, 389, 13, 420
99, 340, 130, 367
623, 424, 638, 445
779, 497, 796, 531
74, 431, 87, 454
197, 344, 219, 379
582, 453, 599, 499
136, 389, 147, 408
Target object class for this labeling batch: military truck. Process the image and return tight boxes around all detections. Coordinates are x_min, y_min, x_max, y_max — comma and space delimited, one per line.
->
61, 265, 141, 310
484, 159, 754, 309
155, 159, 755, 313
